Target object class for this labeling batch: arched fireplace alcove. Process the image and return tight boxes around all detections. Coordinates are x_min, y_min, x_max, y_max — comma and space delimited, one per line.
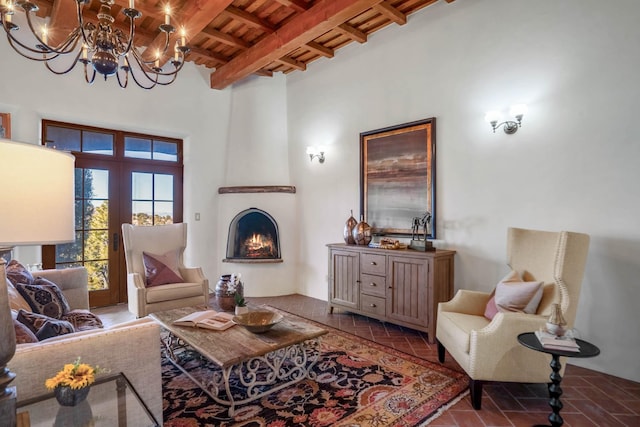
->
225, 208, 282, 263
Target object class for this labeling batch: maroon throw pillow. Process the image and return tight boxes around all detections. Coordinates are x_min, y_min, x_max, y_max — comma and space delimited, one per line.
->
143, 251, 183, 287
14, 318, 38, 344
6, 260, 35, 285
61, 310, 104, 331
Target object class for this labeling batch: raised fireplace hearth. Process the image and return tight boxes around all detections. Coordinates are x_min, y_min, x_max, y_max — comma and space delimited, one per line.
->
224, 208, 282, 263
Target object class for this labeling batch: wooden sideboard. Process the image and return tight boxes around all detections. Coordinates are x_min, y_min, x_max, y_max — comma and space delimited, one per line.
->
327, 243, 455, 343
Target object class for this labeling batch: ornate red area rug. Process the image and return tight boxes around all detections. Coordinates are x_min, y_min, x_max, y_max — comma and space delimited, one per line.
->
162, 315, 468, 427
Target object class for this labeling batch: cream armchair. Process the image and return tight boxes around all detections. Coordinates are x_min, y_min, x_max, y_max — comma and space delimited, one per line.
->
121, 223, 209, 317
436, 227, 590, 409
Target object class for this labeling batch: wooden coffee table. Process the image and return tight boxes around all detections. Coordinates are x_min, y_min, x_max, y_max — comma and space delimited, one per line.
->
151, 306, 327, 416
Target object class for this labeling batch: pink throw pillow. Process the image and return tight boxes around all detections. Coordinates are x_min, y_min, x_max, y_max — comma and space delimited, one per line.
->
483, 270, 543, 320
483, 296, 499, 320
494, 279, 544, 314
143, 250, 183, 287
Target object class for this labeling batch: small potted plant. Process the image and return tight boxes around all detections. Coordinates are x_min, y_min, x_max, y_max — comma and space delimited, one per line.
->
45, 357, 107, 406
234, 292, 249, 315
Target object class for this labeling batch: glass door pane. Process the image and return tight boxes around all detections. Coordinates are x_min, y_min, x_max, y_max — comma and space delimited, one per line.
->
132, 172, 174, 225
55, 168, 111, 291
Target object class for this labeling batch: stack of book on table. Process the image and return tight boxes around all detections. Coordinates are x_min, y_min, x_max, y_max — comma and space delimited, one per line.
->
535, 329, 580, 352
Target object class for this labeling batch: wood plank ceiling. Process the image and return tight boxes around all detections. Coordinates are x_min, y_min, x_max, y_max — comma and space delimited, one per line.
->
31, 0, 455, 90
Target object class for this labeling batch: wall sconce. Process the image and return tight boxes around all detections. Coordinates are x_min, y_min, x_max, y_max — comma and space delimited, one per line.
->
306, 146, 325, 163
484, 104, 528, 134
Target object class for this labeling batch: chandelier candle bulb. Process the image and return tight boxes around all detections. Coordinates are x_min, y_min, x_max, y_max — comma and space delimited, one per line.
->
164, 6, 170, 25
129, 0, 134, 8
181, 28, 186, 46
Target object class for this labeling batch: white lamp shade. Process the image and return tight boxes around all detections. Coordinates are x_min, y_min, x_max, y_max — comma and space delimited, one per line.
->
0, 139, 75, 246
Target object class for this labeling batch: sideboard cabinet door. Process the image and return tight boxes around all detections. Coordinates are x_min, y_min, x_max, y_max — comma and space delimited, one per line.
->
328, 249, 359, 310
387, 256, 428, 327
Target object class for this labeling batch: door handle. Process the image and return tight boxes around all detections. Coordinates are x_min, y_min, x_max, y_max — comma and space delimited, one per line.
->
113, 233, 119, 251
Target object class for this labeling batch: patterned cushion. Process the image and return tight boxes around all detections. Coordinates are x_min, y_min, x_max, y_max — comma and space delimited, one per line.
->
13, 318, 38, 344
143, 250, 183, 287
61, 310, 104, 331
16, 309, 75, 341
15, 277, 71, 319
6, 260, 34, 285
6, 278, 32, 312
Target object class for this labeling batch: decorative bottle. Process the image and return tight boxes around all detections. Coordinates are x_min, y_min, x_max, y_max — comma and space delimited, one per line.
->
546, 303, 567, 336
352, 215, 372, 245
344, 210, 357, 244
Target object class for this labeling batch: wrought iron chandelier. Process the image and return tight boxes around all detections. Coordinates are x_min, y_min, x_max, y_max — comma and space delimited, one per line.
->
0, 0, 190, 89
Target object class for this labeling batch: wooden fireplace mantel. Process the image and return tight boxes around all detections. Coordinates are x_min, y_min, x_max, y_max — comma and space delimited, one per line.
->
218, 186, 296, 194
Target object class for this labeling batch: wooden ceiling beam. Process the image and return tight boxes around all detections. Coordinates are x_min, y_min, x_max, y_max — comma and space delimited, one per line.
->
254, 69, 274, 77
201, 28, 251, 50
306, 41, 334, 58
144, 0, 234, 61
210, 0, 383, 90
272, 0, 311, 13
275, 56, 306, 71
188, 46, 230, 65
338, 23, 367, 43
224, 6, 276, 33
374, 2, 406, 25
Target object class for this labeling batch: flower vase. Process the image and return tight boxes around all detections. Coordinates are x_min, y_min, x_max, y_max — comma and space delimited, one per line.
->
214, 275, 236, 311
54, 386, 90, 407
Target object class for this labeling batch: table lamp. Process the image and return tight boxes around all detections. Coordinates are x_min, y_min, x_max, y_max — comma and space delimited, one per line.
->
0, 139, 75, 425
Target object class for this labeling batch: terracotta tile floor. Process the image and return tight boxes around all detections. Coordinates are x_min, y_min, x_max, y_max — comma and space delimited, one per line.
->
95, 294, 640, 426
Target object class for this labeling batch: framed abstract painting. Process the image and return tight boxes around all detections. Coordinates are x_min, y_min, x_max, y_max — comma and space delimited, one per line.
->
360, 118, 436, 238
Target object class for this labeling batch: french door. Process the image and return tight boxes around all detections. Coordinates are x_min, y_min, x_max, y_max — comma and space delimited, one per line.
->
41, 120, 183, 307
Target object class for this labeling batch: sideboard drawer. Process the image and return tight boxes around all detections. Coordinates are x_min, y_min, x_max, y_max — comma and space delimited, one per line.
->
360, 273, 386, 297
360, 253, 386, 276
360, 294, 386, 316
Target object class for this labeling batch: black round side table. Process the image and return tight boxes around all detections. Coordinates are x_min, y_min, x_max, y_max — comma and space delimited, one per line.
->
517, 332, 600, 427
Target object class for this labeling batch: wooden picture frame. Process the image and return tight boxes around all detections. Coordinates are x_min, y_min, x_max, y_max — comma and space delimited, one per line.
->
0, 113, 10, 139
360, 118, 436, 238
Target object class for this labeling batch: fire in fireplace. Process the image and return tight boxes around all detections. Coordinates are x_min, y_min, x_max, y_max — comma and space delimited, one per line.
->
226, 208, 281, 261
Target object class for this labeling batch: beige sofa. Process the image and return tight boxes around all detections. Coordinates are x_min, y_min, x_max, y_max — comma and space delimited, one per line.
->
7, 267, 163, 424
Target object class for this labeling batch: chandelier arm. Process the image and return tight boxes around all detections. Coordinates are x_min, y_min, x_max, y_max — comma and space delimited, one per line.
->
128, 66, 158, 90
44, 49, 83, 75
20, 6, 79, 55
115, 68, 128, 88
76, 1, 93, 49
130, 47, 159, 67
119, 12, 136, 56
44, 28, 83, 55
83, 62, 96, 84
150, 72, 177, 86
6, 35, 61, 60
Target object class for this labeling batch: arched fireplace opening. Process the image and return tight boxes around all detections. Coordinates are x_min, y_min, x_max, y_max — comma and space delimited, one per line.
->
225, 208, 282, 262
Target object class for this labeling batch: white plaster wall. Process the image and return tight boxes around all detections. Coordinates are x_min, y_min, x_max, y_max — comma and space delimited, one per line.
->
0, 40, 232, 284
287, 0, 640, 382
215, 75, 298, 296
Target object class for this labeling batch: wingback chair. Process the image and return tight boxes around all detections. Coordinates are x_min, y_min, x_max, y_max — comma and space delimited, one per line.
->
121, 223, 209, 317
436, 227, 590, 409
